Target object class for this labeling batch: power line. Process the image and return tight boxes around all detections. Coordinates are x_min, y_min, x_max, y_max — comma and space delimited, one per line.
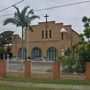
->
0, 14, 13, 17
35, 0, 90, 12
0, 0, 25, 13
0, 0, 90, 18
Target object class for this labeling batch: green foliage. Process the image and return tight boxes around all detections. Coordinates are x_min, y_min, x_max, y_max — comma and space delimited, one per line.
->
0, 31, 13, 59
0, 31, 14, 45
79, 43, 90, 62
82, 16, 90, 42
78, 16, 90, 72
3, 6, 40, 31
84, 28, 90, 41
3, 5, 39, 40
82, 16, 88, 23
0, 46, 12, 59
0, 47, 5, 59
82, 16, 90, 28
73, 39, 90, 73
61, 56, 77, 73
65, 47, 71, 56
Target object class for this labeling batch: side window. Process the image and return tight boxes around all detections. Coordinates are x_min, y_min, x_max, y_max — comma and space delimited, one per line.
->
61, 33, 64, 40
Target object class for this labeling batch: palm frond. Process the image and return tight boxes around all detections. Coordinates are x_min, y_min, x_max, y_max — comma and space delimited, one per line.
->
3, 18, 21, 26
27, 9, 34, 16
25, 26, 33, 32
29, 15, 40, 22
3, 5, 40, 31
22, 6, 30, 16
29, 26, 33, 32
13, 5, 20, 14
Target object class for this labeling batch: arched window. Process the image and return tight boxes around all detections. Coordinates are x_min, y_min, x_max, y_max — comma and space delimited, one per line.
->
31, 47, 41, 60
18, 48, 27, 60
47, 47, 57, 60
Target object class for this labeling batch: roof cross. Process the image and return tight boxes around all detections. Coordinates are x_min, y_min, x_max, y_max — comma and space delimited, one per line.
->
44, 14, 49, 22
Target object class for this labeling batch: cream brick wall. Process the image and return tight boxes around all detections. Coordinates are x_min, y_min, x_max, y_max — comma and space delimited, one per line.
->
12, 21, 80, 58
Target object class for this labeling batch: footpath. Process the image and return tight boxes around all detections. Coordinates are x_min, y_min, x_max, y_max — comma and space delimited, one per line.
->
0, 80, 90, 90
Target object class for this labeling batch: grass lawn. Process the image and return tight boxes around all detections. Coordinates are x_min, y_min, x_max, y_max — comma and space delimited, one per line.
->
0, 76, 90, 86
0, 85, 59, 90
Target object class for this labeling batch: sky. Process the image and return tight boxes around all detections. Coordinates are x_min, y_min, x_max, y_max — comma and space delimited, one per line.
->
0, 0, 90, 37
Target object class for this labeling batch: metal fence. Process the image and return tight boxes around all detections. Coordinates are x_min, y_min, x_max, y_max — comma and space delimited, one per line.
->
31, 60, 54, 78
6, 59, 25, 73
31, 61, 53, 73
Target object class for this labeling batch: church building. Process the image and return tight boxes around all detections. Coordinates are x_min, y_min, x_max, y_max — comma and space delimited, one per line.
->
12, 17, 80, 60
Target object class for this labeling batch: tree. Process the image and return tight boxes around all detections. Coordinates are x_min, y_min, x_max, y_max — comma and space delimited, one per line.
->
3, 6, 39, 59
73, 34, 90, 73
0, 47, 5, 59
82, 16, 90, 42
0, 31, 14, 59
0, 35, 3, 47
65, 47, 71, 56
0, 31, 14, 45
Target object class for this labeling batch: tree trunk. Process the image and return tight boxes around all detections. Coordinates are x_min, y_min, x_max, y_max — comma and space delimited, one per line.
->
27, 28, 29, 60
21, 27, 24, 60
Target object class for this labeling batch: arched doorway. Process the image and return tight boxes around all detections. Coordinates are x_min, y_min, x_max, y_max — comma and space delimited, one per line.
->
31, 47, 41, 60
18, 48, 27, 60
47, 47, 57, 60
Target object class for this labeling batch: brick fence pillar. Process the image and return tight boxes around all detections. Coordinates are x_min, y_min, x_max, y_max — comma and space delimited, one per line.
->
53, 60, 60, 79
0, 60, 6, 77
24, 60, 31, 78
85, 62, 90, 80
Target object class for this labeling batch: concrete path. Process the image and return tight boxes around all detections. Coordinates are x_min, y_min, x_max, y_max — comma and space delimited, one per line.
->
0, 80, 90, 90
